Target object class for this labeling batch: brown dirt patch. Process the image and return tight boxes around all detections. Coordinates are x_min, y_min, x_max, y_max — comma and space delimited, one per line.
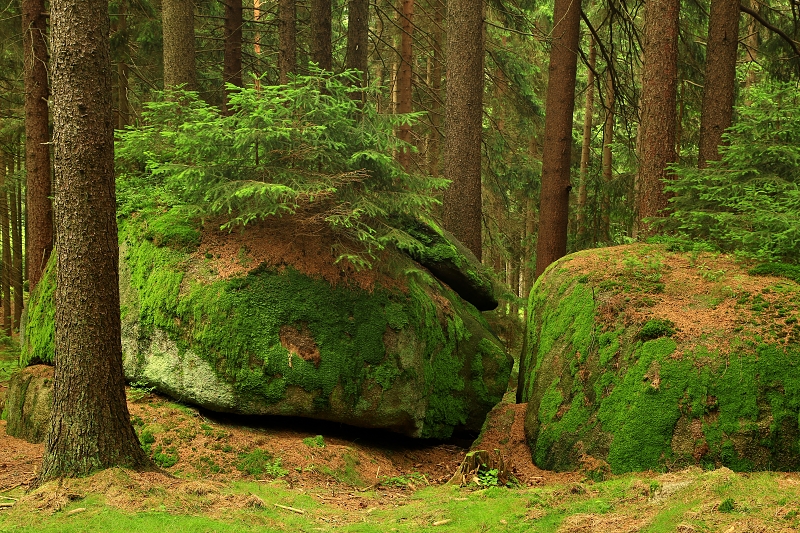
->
469, 400, 580, 486
194, 216, 405, 292
0, 420, 42, 492
565, 245, 800, 357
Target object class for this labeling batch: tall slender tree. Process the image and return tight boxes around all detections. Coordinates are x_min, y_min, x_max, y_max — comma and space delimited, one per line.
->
162, 0, 197, 90
576, 36, 596, 245
600, 68, 614, 241
311, 0, 333, 71
698, 0, 740, 167
223, 0, 243, 113
443, 0, 485, 259
21, 0, 53, 291
278, 0, 297, 83
396, 0, 414, 169
636, 0, 679, 236
1, 157, 10, 335
533, 0, 582, 278
39, 0, 151, 480
346, 0, 370, 94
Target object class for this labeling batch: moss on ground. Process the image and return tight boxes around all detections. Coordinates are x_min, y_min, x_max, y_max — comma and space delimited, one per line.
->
521, 244, 800, 474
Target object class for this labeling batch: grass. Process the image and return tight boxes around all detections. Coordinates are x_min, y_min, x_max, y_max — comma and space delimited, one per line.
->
2, 468, 800, 532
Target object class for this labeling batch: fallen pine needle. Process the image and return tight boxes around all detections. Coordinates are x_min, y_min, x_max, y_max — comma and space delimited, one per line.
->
66, 508, 86, 516
0, 496, 18, 501
0, 503, 14, 508
433, 519, 451, 526
274, 503, 305, 514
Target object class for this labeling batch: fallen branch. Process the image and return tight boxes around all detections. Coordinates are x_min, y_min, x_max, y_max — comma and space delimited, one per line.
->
274, 503, 305, 514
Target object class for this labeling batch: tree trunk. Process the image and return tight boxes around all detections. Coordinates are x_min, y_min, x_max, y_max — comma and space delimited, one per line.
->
279, 0, 297, 83
116, 0, 130, 128
22, 0, 53, 292
698, 0, 739, 167
533, 0, 582, 279
40, 0, 152, 480
162, 0, 197, 90
744, 0, 758, 103
346, 0, 369, 100
442, 0, 484, 260
396, 0, 414, 170
635, 0, 678, 237
11, 177, 22, 329
576, 37, 595, 247
600, 68, 614, 242
1, 160, 11, 335
427, 0, 443, 176
223, 0, 243, 114
311, 0, 333, 71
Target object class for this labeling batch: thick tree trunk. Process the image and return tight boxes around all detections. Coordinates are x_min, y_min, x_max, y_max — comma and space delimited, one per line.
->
223, 0, 243, 114
346, 0, 369, 99
442, 0, 484, 260
22, 0, 53, 292
311, 0, 333, 71
396, 0, 414, 170
698, 0, 739, 167
576, 37, 595, 247
600, 68, 614, 242
40, 0, 152, 480
162, 0, 197, 90
635, 0, 678, 237
279, 0, 297, 83
533, 0, 582, 278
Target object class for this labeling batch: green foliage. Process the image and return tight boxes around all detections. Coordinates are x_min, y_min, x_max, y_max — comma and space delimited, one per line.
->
152, 445, 179, 468
639, 319, 676, 341
302, 435, 325, 448
236, 449, 287, 478
116, 70, 448, 265
665, 82, 800, 263
718, 498, 736, 513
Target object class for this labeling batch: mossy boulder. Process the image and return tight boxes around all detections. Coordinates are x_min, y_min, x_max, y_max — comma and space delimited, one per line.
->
23, 212, 512, 439
519, 243, 800, 473
396, 218, 498, 311
4, 365, 53, 443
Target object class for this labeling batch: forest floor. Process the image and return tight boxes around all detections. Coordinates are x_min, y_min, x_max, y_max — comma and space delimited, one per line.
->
2, 372, 800, 532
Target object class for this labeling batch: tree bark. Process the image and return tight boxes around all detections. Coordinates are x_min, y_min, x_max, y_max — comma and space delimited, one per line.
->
116, 0, 130, 128
279, 0, 297, 83
40, 0, 152, 480
162, 0, 197, 90
346, 0, 370, 99
576, 37, 595, 247
223, 0, 243, 114
635, 0, 679, 237
698, 0, 739, 167
22, 0, 53, 292
600, 68, 614, 242
311, 0, 333, 71
396, 0, 414, 170
11, 177, 22, 329
1, 160, 11, 336
533, 0, 582, 278
442, 0, 484, 260
427, 0, 443, 176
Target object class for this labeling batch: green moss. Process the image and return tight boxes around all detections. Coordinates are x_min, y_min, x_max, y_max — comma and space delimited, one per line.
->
639, 319, 676, 341
538, 379, 563, 425
141, 207, 201, 251
750, 262, 800, 283
22, 254, 56, 366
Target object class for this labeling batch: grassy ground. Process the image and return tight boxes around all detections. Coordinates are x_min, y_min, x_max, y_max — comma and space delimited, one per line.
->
2, 464, 800, 532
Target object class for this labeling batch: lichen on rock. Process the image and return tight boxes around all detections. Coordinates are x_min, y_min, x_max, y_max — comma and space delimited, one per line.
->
519, 243, 800, 473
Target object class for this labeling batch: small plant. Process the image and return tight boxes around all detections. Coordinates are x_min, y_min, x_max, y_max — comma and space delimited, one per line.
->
380, 472, 427, 488
139, 429, 156, 453
236, 449, 288, 478
639, 319, 676, 341
477, 468, 500, 487
127, 380, 156, 402
718, 498, 736, 513
152, 445, 179, 468
303, 435, 326, 448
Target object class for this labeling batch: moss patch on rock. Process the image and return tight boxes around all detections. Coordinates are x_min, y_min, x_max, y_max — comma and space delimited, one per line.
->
520, 244, 800, 473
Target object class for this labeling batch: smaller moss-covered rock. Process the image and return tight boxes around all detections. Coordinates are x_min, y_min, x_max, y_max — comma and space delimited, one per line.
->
4, 365, 54, 443
520, 244, 800, 473
396, 217, 498, 311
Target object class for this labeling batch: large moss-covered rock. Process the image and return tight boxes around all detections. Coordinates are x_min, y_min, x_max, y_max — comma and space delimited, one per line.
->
4, 365, 53, 443
23, 212, 511, 439
519, 243, 800, 473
